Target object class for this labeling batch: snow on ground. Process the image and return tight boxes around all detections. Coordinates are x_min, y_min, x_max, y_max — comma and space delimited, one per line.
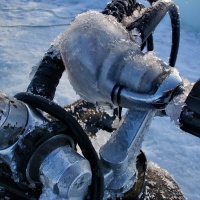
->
0, 0, 199, 200
174, 0, 200, 32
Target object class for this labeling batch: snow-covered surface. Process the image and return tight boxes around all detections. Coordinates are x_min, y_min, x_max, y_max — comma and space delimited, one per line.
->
174, 0, 200, 32
0, 0, 200, 200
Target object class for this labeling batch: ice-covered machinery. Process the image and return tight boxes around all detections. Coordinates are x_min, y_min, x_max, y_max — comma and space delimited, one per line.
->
0, 91, 150, 199
0, 0, 200, 200
0, 92, 92, 199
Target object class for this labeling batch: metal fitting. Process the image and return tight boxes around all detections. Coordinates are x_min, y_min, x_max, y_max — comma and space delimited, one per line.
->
0, 92, 28, 150
100, 109, 155, 198
39, 144, 92, 199
113, 68, 183, 110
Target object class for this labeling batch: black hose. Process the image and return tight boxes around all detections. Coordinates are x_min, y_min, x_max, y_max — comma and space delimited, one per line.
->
168, 3, 180, 67
14, 92, 104, 200
102, 0, 137, 22
147, 34, 154, 51
126, 0, 180, 67
27, 46, 65, 100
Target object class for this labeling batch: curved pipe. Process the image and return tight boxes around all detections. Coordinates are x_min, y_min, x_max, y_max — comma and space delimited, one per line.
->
112, 69, 183, 110
126, 0, 180, 67
168, 2, 180, 67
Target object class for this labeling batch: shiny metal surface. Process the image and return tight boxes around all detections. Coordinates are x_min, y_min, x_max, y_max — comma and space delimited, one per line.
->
39, 145, 92, 199
0, 92, 50, 183
114, 68, 183, 110
0, 93, 28, 150
100, 109, 155, 199
26, 134, 74, 185
60, 11, 182, 110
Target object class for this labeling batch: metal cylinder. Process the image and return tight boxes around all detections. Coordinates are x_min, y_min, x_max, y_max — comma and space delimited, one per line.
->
0, 92, 28, 150
39, 145, 92, 199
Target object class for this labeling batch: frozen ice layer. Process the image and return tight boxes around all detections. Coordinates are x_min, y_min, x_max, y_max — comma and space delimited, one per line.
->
59, 11, 132, 103
59, 11, 178, 107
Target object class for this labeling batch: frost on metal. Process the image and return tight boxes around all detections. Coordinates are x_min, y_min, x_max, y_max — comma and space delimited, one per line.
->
165, 79, 194, 125
59, 11, 132, 103
59, 11, 177, 107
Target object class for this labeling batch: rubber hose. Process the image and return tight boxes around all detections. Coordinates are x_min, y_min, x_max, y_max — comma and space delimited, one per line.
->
126, 0, 180, 67
147, 34, 154, 51
14, 92, 104, 200
167, 2, 180, 67
27, 46, 65, 100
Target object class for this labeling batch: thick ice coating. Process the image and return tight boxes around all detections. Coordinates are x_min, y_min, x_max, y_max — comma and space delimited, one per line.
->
59, 11, 173, 104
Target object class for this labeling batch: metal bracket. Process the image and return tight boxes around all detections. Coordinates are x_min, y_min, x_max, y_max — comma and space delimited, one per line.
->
100, 109, 155, 198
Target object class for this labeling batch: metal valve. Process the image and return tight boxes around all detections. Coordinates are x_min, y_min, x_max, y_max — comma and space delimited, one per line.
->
60, 8, 182, 110
0, 92, 92, 199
